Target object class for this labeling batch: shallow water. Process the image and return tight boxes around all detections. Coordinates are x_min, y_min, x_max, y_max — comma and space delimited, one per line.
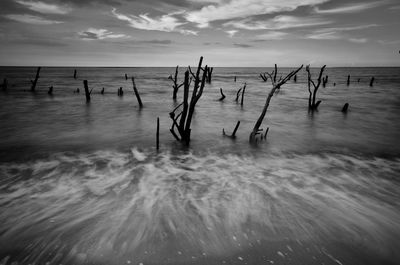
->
0, 66, 399, 264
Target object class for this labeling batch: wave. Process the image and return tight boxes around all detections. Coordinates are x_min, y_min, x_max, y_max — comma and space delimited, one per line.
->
0, 149, 399, 264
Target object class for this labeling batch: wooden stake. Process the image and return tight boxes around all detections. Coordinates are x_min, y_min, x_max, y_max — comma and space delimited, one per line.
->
131, 77, 143, 108
240, 83, 246, 106
156, 117, 160, 150
83, 80, 91, 102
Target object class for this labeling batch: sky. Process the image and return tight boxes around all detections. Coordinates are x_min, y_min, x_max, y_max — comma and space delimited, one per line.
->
0, 0, 399, 66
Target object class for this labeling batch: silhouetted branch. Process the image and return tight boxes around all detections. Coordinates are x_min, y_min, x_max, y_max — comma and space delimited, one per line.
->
219, 88, 226, 101
30, 67, 41, 92
131, 77, 143, 108
223, 121, 240, 138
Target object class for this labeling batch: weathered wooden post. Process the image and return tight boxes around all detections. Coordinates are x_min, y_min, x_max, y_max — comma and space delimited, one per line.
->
306, 65, 326, 110
223, 121, 240, 138
30, 67, 41, 92
370, 77, 375, 87
118, 87, 123, 96
234, 76, 237, 82
131, 77, 143, 108
207, 67, 213, 83
48, 86, 53, 95
235, 88, 242, 102
294, 74, 297, 83
74, 69, 77, 79
125, 74, 128, 80
83, 80, 92, 102
156, 117, 160, 150
101, 87, 104, 94
240, 83, 246, 106
219, 88, 226, 101
347, 75, 350, 86
249, 64, 303, 143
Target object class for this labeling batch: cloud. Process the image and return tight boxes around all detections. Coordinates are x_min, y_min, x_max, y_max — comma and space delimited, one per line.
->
4, 14, 63, 24
78, 28, 127, 39
349, 38, 367, 43
185, 0, 329, 28
139, 39, 172, 44
314, 1, 385, 14
225, 30, 237, 37
224, 15, 331, 30
307, 31, 340, 40
253, 31, 289, 41
234, 43, 252, 48
15, 0, 72, 14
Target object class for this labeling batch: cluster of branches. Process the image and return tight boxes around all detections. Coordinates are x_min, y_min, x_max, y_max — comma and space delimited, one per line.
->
306, 65, 326, 111
169, 57, 208, 145
168, 66, 184, 100
249, 64, 303, 143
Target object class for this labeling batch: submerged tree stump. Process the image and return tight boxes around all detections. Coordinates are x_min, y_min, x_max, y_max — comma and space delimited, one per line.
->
347, 75, 350, 86
131, 77, 143, 108
74, 69, 77, 79
206, 67, 213, 83
219, 88, 226, 101
48, 86, 53, 95
223, 121, 240, 138
306, 65, 326, 111
1, 79, 7, 91
322, 75, 328, 87
169, 56, 208, 145
125, 74, 128, 80
30, 67, 41, 92
249, 64, 303, 143
342, 103, 349, 113
118, 87, 123, 96
101, 87, 104, 94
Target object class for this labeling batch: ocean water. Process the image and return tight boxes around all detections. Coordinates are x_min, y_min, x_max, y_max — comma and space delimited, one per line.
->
0, 66, 399, 265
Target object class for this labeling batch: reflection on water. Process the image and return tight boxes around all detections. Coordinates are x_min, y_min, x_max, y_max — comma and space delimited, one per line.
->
0, 149, 399, 264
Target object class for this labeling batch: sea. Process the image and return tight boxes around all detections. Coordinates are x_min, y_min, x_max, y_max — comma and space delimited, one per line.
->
0, 66, 399, 265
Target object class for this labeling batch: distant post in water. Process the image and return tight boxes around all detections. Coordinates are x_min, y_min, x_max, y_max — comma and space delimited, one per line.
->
240, 83, 246, 106
30, 67, 41, 92
156, 117, 160, 150
125, 74, 128, 80
370, 77, 375, 87
74, 69, 77, 79
294, 74, 297, 83
48, 86, 53, 95
131, 77, 143, 108
1, 79, 7, 91
347, 75, 350, 86
83, 80, 92, 102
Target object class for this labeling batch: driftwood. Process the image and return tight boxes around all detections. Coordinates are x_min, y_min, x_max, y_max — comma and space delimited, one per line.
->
223, 121, 240, 138
206, 67, 213, 83
342, 103, 349, 113
168, 66, 184, 100
370, 77, 375, 87
48, 86, 53, 95
83, 80, 93, 102
30, 67, 41, 92
219, 88, 226, 101
240, 83, 246, 106
347, 75, 350, 86
156, 117, 160, 150
260, 73, 268, 82
131, 77, 143, 108
249, 64, 303, 143
235, 87, 242, 102
306, 65, 326, 110
74, 69, 77, 79
169, 56, 208, 145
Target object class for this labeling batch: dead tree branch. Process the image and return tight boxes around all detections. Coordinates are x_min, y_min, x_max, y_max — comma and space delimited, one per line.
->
169, 57, 208, 145
169, 65, 184, 100
219, 88, 226, 101
306, 65, 326, 110
131, 77, 143, 108
30, 67, 41, 92
223, 121, 240, 138
249, 64, 303, 143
